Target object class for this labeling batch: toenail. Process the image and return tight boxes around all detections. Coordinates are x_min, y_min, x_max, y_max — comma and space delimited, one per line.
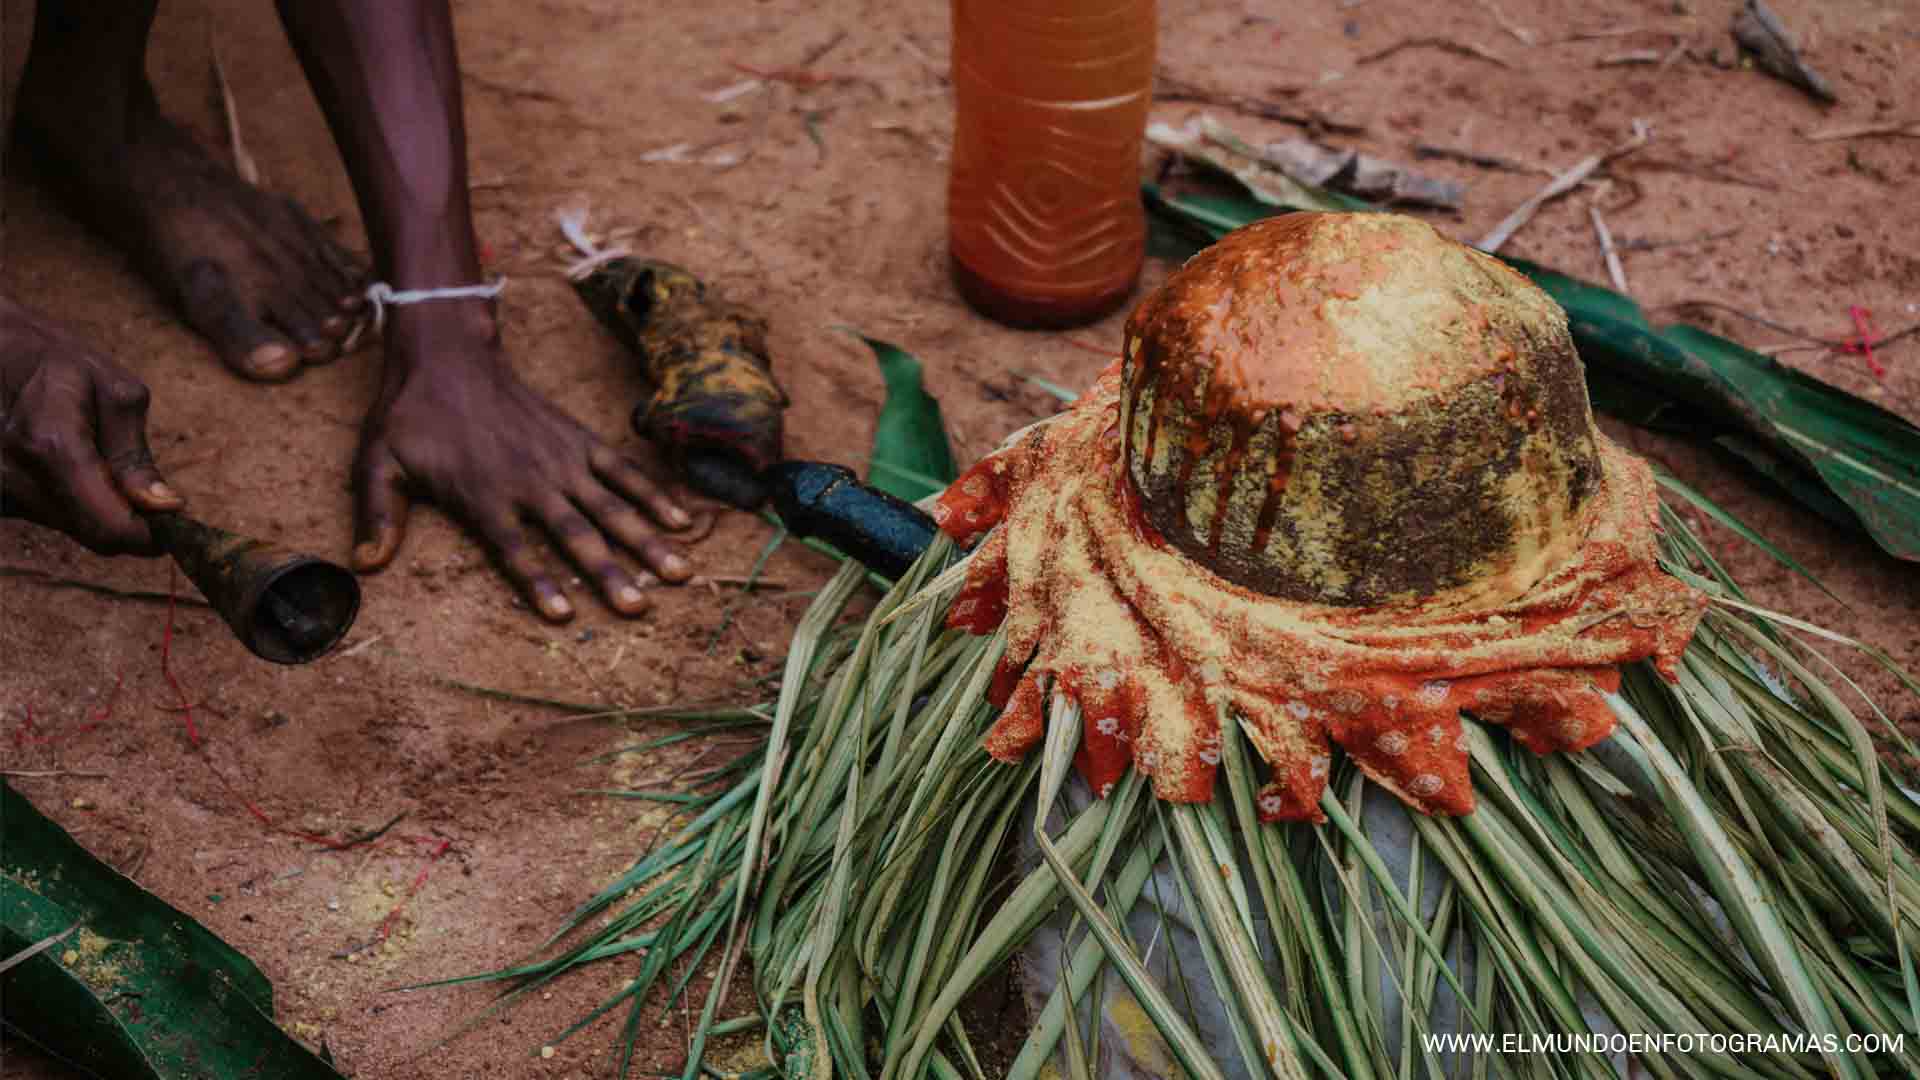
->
149, 481, 180, 502
247, 344, 296, 376
545, 594, 573, 618
618, 585, 645, 607
664, 554, 691, 577
668, 507, 692, 528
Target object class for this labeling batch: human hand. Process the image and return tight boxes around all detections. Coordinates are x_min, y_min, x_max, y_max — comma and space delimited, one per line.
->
1, 297, 184, 554
351, 306, 695, 620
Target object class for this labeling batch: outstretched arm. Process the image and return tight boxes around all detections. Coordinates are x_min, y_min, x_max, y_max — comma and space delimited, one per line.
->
275, 0, 694, 621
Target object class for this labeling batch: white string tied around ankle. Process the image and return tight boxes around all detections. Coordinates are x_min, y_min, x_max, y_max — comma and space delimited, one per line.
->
363, 277, 508, 336
556, 206, 631, 280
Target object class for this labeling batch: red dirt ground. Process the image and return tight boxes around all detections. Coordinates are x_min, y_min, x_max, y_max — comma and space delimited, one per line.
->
4, 1, 1917, 1076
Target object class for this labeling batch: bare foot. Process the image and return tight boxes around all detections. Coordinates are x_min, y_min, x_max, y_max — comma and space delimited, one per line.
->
1, 293, 184, 554
14, 74, 368, 382
351, 303, 696, 621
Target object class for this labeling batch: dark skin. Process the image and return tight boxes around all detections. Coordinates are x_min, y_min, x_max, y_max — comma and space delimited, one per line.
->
0, 0, 694, 620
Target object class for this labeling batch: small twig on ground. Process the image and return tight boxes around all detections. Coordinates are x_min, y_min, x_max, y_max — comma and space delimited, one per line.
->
334, 633, 387, 659
1551, 25, 1663, 44
118, 839, 151, 881
0, 565, 214, 608
1588, 202, 1629, 294
899, 33, 946, 85
797, 29, 849, 70
1480, 0, 1535, 46
1598, 50, 1663, 66
1804, 120, 1920, 142
1476, 121, 1651, 253
1412, 142, 1553, 176
426, 675, 603, 713
686, 574, 789, 592
1660, 299, 1918, 391
208, 34, 260, 185
1616, 227, 1740, 252
1155, 71, 1365, 135
701, 79, 763, 105
460, 70, 567, 105
1, 770, 110, 780
1357, 36, 1510, 69
1659, 299, 1920, 350
1625, 155, 1777, 191
732, 29, 851, 89
0, 925, 79, 978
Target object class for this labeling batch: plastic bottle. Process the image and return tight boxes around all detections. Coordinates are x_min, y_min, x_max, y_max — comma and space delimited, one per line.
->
948, 0, 1157, 329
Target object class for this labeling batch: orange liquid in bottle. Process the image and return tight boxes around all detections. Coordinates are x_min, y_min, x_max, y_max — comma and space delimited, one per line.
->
948, 0, 1157, 329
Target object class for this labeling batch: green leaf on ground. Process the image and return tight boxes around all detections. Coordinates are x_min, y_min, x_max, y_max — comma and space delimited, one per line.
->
843, 330, 956, 502
2, 780, 343, 1080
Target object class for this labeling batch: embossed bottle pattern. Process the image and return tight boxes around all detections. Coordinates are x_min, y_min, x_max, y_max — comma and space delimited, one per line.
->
948, 0, 1157, 328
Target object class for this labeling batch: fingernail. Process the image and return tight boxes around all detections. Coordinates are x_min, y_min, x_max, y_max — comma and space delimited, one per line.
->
618, 585, 646, 608
669, 507, 692, 528
545, 594, 573, 618
149, 481, 180, 502
664, 554, 691, 578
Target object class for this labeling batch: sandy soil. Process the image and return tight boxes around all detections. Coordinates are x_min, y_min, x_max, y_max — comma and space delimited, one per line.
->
3, 0, 1917, 1076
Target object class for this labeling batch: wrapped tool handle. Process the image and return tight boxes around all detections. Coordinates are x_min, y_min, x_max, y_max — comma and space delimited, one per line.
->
761, 462, 938, 580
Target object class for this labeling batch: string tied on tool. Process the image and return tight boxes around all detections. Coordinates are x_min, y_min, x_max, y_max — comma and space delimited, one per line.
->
556, 206, 632, 280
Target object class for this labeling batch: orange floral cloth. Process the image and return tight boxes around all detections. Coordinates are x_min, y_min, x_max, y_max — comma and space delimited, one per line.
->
932, 369, 1704, 822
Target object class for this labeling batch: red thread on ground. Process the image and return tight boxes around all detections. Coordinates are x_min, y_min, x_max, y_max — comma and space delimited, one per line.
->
157, 566, 407, 852
10, 673, 119, 748
1843, 305, 1887, 379
377, 836, 454, 941
11, 704, 38, 749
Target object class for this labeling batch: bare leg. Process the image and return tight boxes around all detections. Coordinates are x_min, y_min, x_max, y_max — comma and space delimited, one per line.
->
12, 0, 370, 381
275, 1, 694, 620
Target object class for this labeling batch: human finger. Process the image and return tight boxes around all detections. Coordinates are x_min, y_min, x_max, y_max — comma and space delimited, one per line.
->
537, 495, 651, 616
577, 488, 692, 584
481, 512, 572, 622
589, 444, 691, 531
350, 449, 412, 571
90, 372, 182, 513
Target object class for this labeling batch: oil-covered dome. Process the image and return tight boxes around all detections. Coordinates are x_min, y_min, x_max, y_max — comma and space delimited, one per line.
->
1120, 212, 1602, 607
